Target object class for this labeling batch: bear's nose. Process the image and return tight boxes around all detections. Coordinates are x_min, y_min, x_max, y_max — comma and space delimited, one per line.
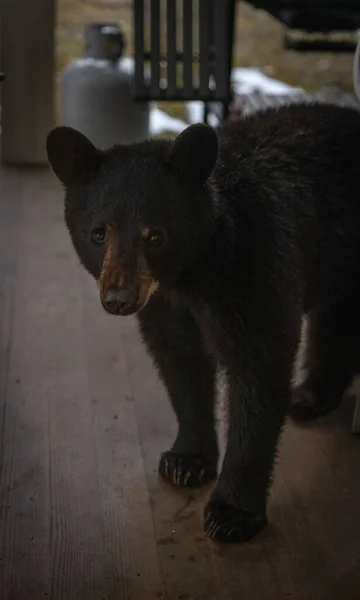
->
102, 288, 136, 315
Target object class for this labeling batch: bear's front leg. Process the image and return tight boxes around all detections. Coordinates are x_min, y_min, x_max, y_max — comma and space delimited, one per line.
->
138, 294, 219, 489
204, 323, 300, 543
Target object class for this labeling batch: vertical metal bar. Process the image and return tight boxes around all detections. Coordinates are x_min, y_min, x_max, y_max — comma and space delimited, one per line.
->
150, 0, 161, 95
213, 0, 229, 99
203, 102, 209, 124
183, 0, 193, 97
199, 0, 210, 97
134, 0, 145, 97
167, 0, 177, 96
225, 0, 236, 115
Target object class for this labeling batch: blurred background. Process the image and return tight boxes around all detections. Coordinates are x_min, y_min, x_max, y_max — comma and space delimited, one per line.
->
56, 0, 356, 126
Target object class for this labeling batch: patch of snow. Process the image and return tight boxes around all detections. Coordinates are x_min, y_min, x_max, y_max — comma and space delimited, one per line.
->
149, 105, 187, 135
148, 68, 304, 135
208, 112, 220, 128
186, 101, 204, 124
231, 67, 302, 96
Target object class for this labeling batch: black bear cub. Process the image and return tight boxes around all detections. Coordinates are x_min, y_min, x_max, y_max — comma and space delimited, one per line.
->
47, 103, 360, 543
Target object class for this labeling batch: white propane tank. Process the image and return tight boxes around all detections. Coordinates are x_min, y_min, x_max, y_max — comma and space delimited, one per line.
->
60, 23, 150, 148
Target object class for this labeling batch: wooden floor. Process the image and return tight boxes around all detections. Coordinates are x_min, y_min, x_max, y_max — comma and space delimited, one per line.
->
1, 166, 360, 600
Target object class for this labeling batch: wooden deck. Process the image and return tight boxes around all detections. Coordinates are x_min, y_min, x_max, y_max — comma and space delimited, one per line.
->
1, 165, 360, 599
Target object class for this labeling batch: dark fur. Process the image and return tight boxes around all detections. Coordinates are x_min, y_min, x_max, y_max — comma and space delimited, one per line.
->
46, 103, 360, 543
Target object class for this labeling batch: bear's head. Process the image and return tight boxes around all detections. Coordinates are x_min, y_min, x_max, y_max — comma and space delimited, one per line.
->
46, 124, 219, 316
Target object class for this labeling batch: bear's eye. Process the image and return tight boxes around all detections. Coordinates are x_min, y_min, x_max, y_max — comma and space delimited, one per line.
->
146, 230, 164, 247
91, 227, 106, 244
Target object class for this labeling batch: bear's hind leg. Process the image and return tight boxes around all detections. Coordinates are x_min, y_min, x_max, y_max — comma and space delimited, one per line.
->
290, 296, 360, 422
138, 295, 218, 489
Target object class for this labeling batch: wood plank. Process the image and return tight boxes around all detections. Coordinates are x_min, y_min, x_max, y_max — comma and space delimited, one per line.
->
280, 408, 360, 599
0, 169, 51, 598
0, 168, 21, 430
0, 0, 55, 164
0, 168, 21, 599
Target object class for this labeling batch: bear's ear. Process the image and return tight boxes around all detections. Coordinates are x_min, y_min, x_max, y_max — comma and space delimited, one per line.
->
169, 123, 218, 182
46, 126, 101, 186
